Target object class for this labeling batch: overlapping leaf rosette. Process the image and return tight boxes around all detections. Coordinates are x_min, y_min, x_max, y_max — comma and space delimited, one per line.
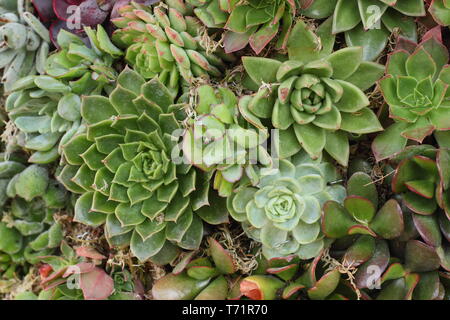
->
0, 155, 67, 285
372, 32, 450, 161
0, 0, 51, 92
300, 0, 426, 61
241, 19, 384, 166
111, 0, 234, 96
182, 85, 272, 198
188, 0, 296, 54
152, 238, 242, 300
227, 150, 346, 260
5, 26, 123, 164
58, 67, 228, 264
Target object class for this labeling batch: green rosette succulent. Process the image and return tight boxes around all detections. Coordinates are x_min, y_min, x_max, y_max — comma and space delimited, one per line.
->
187, 0, 296, 54
372, 34, 450, 161
241, 19, 384, 166
227, 151, 346, 260
389, 145, 450, 216
4, 26, 123, 164
301, 0, 425, 61
0, 157, 67, 282
182, 85, 272, 197
0, 0, 50, 92
152, 238, 241, 300
58, 67, 228, 264
111, 1, 233, 96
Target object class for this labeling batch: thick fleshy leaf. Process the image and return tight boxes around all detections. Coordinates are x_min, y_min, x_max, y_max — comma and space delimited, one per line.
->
152, 273, 210, 300
405, 240, 441, 272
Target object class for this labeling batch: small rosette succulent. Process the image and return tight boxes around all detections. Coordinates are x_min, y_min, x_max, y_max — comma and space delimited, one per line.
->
373, 33, 450, 161
0, 0, 51, 91
0, 158, 67, 280
182, 85, 272, 197
188, 0, 297, 54
242, 19, 384, 166
5, 26, 123, 164
389, 145, 450, 216
301, 0, 425, 61
58, 67, 227, 264
152, 238, 241, 300
111, 1, 233, 95
227, 151, 346, 260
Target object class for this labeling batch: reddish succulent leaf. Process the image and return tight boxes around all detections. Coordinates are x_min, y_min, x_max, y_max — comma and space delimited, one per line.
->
79, 267, 114, 300
282, 282, 306, 299
32, 0, 57, 21
172, 251, 197, 275
370, 199, 404, 239
208, 238, 235, 274
405, 240, 441, 272
347, 225, 377, 237
342, 235, 376, 268
62, 262, 96, 278
152, 273, 210, 300
195, 276, 228, 300
380, 263, 406, 284
266, 264, 299, 281
412, 214, 442, 247
76, 247, 106, 260
355, 240, 390, 289
240, 275, 284, 300
307, 270, 341, 300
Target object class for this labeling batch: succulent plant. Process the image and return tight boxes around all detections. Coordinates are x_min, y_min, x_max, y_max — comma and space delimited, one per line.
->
372, 33, 450, 161
28, 242, 120, 300
58, 67, 228, 263
241, 19, 384, 166
188, 0, 297, 54
152, 238, 241, 300
5, 25, 122, 164
240, 252, 359, 300
227, 151, 346, 260
301, 0, 426, 61
322, 171, 405, 241
427, 0, 450, 26
31, 0, 117, 45
388, 145, 450, 216
0, 156, 68, 281
182, 84, 273, 197
111, 1, 234, 96
0, 0, 51, 92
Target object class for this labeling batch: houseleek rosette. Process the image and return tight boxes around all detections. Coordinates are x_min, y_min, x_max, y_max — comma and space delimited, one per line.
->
227, 151, 346, 260
182, 85, 272, 197
111, 0, 233, 96
241, 19, 384, 166
188, 0, 297, 54
372, 33, 450, 161
4, 26, 123, 164
300, 0, 426, 61
58, 67, 228, 264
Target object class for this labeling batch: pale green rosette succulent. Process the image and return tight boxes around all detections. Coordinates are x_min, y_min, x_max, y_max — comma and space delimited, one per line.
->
227, 151, 346, 260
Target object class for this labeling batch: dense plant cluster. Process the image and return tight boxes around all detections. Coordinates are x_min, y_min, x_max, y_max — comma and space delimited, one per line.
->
0, 0, 449, 300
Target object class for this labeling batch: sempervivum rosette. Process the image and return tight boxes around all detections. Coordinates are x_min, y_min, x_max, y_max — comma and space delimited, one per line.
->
58, 67, 228, 264
241, 19, 384, 167
227, 151, 346, 260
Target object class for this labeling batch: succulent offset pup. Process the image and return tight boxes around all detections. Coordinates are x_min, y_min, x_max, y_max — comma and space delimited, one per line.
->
58, 67, 228, 263
187, 0, 297, 54
227, 150, 346, 260
111, 0, 234, 96
5, 26, 123, 164
241, 19, 384, 166
372, 32, 450, 161
182, 85, 273, 197
0, 0, 50, 92
300, 0, 426, 61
